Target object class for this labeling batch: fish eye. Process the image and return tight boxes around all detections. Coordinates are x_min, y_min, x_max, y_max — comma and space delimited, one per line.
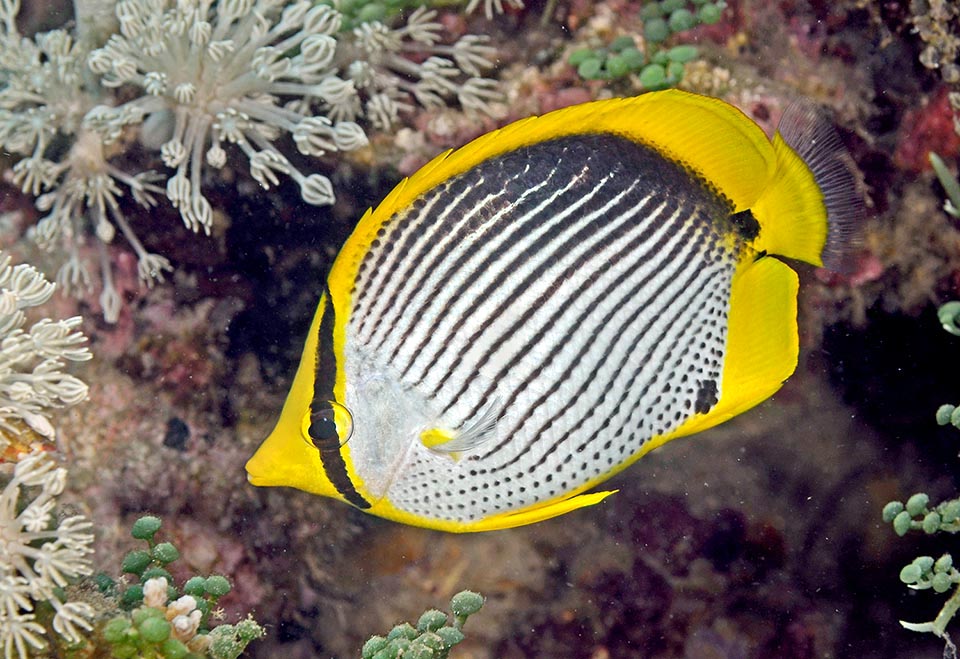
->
304, 400, 354, 448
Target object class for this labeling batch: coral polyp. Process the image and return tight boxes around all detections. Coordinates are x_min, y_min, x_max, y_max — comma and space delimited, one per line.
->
0, 0, 501, 321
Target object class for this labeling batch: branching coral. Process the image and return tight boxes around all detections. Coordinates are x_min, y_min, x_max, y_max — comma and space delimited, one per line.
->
341, 5, 500, 129
0, 0, 502, 322
0, 451, 96, 659
464, 0, 524, 20
85, 0, 364, 232
0, 253, 90, 456
0, 0, 183, 321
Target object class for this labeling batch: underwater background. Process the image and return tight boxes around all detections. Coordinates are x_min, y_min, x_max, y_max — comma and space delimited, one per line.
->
2, 0, 960, 657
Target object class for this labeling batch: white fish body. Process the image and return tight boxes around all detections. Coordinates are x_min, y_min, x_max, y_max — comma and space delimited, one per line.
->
246, 90, 861, 532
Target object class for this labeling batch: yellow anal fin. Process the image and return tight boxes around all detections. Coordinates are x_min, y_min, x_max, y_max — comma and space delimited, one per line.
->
466, 490, 618, 532
667, 255, 799, 442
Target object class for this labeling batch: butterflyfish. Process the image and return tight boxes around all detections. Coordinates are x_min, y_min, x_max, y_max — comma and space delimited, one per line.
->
246, 89, 861, 532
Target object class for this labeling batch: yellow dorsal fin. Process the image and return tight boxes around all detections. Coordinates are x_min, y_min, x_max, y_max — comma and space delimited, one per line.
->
330, 90, 782, 305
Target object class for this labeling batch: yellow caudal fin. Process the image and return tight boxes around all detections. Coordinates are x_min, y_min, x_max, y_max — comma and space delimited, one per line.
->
467, 490, 618, 532
666, 256, 800, 441
752, 101, 863, 271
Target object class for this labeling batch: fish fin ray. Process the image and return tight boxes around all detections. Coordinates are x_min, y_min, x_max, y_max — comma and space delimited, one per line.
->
423, 396, 502, 454
777, 100, 864, 272
752, 101, 863, 270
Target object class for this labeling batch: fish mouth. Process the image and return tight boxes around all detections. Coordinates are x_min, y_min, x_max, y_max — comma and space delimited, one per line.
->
244, 455, 268, 486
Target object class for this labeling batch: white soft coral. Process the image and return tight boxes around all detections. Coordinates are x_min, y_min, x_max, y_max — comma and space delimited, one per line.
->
0, 253, 91, 451
0, 451, 95, 658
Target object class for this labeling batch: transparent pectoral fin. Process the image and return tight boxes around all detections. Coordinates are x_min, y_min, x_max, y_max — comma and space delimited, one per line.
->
421, 395, 502, 454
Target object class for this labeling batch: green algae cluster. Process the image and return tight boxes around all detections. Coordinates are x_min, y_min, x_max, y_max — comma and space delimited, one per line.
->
569, 0, 725, 88
881, 302, 960, 646
361, 590, 484, 659
99, 516, 264, 659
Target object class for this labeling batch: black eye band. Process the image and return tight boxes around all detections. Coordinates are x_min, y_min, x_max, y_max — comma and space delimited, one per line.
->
310, 290, 370, 509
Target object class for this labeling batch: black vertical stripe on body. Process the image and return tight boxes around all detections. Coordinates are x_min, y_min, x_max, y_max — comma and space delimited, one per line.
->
523, 255, 728, 473
383, 161, 583, 373
482, 211, 717, 468
433, 194, 673, 423
309, 290, 371, 509
407, 172, 624, 392
355, 178, 498, 344
311, 291, 338, 415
